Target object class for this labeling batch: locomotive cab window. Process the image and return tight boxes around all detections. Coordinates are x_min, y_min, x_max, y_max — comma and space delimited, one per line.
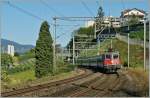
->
113, 54, 119, 59
105, 54, 111, 59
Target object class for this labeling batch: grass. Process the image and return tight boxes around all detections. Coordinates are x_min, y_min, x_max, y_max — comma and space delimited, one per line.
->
1, 56, 79, 91
129, 29, 149, 41
1, 69, 83, 92
8, 70, 36, 86
124, 67, 149, 96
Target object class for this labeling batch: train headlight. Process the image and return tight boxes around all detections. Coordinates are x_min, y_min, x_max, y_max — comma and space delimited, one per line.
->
111, 60, 113, 64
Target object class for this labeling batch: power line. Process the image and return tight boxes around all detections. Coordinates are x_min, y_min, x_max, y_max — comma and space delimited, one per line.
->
55, 16, 97, 21
56, 24, 80, 27
80, 0, 95, 16
121, 0, 126, 10
5, 1, 45, 21
58, 18, 94, 21
56, 24, 80, 39
40, 0, 65, 17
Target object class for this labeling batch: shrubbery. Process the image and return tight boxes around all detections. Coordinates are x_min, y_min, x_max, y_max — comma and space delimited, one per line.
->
1, 70, 10, 82
129, 29, 149, 41
1, 53, 13, 69
7, 60, 35, 74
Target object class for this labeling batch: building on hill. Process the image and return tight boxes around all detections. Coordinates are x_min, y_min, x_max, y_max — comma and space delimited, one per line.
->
85, 16, 121, 30
120, 8, 147, 26
7, 44, 14, 56
85, 20, 95, 27
103, 16, 121, 28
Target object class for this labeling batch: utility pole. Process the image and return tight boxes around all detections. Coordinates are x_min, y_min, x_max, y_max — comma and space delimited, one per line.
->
128, 10, 130, 31
69, 45, 70, 57
111, 39, 112, 48
149, 9, 150, 71
99, 37, 101, 51
73, 32, 75, 65
94, 21, 97, 39
128, 33, 130, 68
61, 48, 63, 61
53, 17, 56, 73
144, 16, 146, 71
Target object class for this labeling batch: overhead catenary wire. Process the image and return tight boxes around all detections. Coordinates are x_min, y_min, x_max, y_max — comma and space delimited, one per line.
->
80, 0, 95, 16
56, 24, 80, 27
56, 24, 80, 39
5, 1, 44, 21
40, 0, 65, 17
54, 16, 98, 22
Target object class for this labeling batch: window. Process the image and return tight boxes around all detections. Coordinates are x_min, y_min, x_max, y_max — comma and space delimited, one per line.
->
113, 54, 118, 59
105, 54, 111, 59
131, 12, 134, 15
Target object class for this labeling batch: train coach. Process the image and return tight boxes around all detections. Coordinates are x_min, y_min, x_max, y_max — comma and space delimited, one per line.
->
76, 49, 122, 73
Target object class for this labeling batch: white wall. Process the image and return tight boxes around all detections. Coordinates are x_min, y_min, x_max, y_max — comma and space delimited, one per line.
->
85, 20, 95, 27
7, 45, 15, 56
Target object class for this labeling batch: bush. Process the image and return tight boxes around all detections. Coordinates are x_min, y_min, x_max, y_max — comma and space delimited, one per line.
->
1, 53, 13, 69
1, 71, 11, 84
7, 60, 35, 74
123, 61, 128, 67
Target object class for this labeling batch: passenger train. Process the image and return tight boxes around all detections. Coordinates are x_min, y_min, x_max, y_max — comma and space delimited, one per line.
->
76, 48, 122, 73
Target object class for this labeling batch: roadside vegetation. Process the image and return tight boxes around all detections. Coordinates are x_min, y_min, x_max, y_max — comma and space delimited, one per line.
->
129, 28, 149, 41
1, 51, 76, 90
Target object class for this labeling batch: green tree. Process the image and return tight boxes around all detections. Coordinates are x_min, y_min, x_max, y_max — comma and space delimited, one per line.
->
35, 21, 53, 78
96, 6, 104, 30
1, 53, 13, 69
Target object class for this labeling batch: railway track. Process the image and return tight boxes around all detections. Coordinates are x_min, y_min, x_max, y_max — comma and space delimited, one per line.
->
2, 68, 148, 97
1, 68, 93, 97
48, 72, 119, 97
47, 70, 135, 97
69, 73, 120, 97
46, 71, 103, 97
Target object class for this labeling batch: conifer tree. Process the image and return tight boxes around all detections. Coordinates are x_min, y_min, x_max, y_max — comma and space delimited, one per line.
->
35, 21, 53, 78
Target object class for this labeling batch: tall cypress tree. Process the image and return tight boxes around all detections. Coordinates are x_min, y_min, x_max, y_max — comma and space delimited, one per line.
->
35, 21, 53, 78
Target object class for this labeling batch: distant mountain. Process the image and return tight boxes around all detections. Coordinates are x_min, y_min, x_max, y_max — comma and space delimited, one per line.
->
1, 38, 35, 54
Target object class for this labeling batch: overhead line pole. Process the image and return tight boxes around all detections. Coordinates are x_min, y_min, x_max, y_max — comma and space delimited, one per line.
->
144, 16, 146, 71
128, 33, 130, 68
81, 0, 94, 16
149, 5, 150, 72
73, 32, 75, 65
94, 20, 97, 38
53, 17, 57, 73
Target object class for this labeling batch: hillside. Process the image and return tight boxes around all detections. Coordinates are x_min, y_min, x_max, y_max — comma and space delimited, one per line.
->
1, 38, 34, 54
79, 38, 148, 68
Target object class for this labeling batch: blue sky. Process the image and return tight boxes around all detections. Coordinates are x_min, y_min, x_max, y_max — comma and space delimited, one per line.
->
1, 0, 149, 47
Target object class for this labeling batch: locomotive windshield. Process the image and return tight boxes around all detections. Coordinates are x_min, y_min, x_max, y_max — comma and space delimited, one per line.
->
113, 54, 119, 59
105, 54, 111, 59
